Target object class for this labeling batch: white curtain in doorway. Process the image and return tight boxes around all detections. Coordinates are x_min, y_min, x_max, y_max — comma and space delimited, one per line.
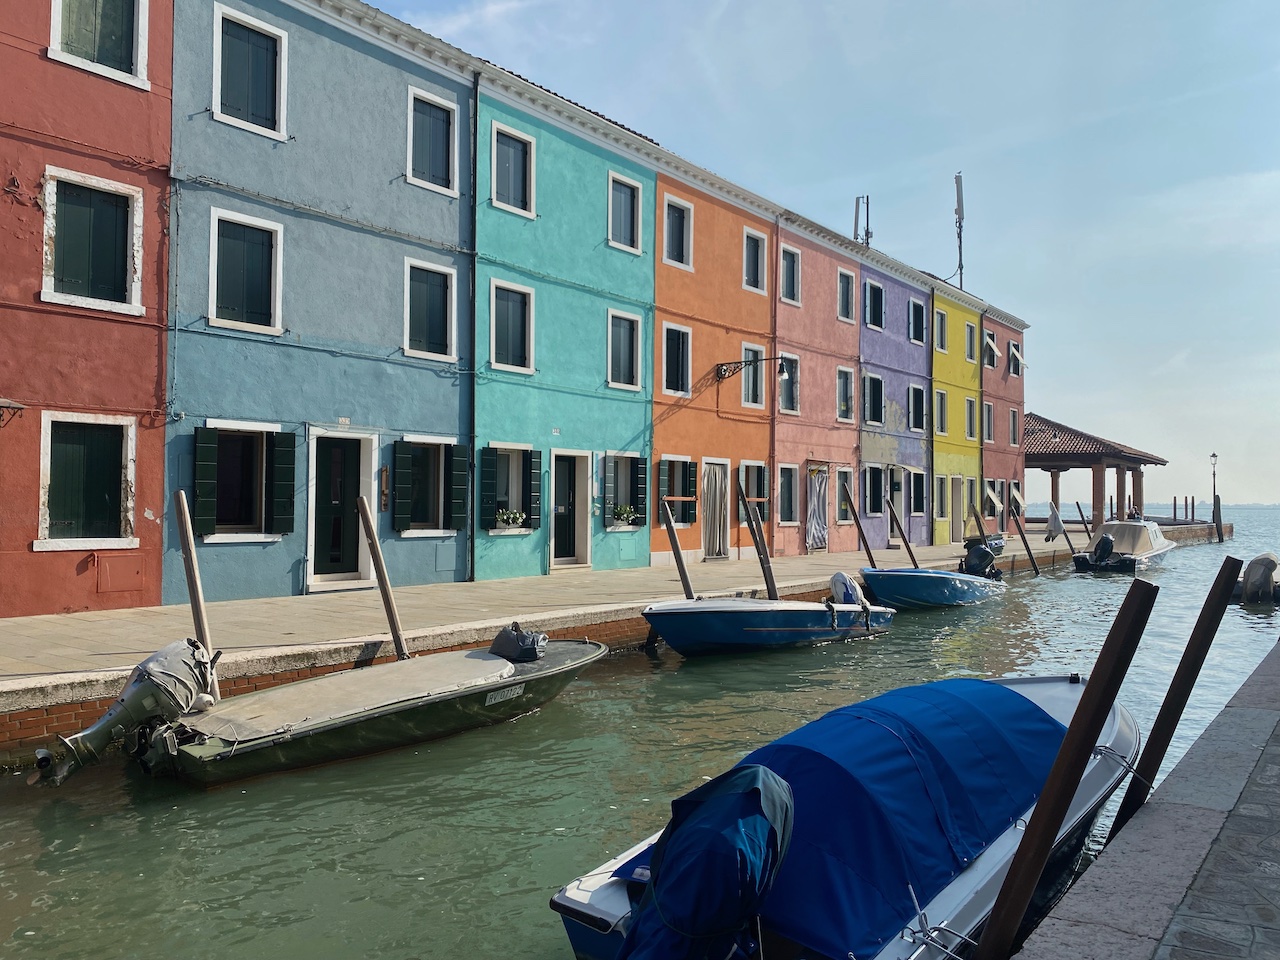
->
806, 466, 828, 551
703, 464, 728, 558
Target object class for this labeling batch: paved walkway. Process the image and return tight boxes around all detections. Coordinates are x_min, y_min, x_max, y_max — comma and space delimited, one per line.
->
1020, 638, 1280, 960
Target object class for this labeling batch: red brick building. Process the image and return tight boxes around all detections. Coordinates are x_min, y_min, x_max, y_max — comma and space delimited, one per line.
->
980, 307, 1028, 532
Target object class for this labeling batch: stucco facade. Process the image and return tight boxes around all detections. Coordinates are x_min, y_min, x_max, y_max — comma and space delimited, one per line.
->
471, 89, 655, 580
931, 288, 984, 544
0, 0, 172, 616
982, 309, 1029, 532
164, 0, 474, 602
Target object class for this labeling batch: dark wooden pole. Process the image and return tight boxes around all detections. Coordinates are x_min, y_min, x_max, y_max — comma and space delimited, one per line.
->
174, 489, 220, 701
1012, 512, 1041, 577
1076, 500, 1092, 535
885, 499, 919, 568
661, 499, 696, 600
357, 495, 409, 660
973, 578, 1160, 960
842, 480, 877, 569
1106, 557, 1242, 844
736, 477, 779, 601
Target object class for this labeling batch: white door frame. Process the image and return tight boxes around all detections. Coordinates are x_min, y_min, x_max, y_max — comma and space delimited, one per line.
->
550, 447, 592, 568
306, 425, 378, 592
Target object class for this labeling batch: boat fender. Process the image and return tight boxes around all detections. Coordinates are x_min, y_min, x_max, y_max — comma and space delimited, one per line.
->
1092, 534, 1115, 565
489, 622, 548, 663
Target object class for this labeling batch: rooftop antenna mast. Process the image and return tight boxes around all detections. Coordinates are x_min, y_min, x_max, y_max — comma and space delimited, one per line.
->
954, 172, 964, 290
854, 195, 872, 246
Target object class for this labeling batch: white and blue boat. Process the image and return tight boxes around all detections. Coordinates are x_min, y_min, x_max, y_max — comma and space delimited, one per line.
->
860, 567, 1006, 610
1072, 520, 1176, 573
641, 574, 894, 657
551, 674, 1139, 960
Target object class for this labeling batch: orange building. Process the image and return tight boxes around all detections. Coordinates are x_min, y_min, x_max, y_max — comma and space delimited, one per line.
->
650, 170, 781, 565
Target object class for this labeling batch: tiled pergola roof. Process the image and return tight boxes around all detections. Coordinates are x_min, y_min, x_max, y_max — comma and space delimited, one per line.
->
1024, 413, 1167, 471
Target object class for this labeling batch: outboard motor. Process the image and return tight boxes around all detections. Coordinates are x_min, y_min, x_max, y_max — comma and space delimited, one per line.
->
31, 638, 216, 787
489, 622, 547, 663
1092, 533, 1115, 566
962, 543, 1001, 580
1241, 553, 1279, 604
829, 571, 868, 608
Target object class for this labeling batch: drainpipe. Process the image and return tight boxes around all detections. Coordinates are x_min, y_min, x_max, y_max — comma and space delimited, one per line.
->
466, 69, 480, 582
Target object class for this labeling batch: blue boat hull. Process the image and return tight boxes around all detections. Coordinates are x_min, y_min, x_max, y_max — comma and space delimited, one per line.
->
642, 598, 895, 657
860, 568, 1005, 610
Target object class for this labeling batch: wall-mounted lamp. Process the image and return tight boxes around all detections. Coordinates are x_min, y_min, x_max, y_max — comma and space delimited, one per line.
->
715, 356, 789, 382
0, 398, 26, 428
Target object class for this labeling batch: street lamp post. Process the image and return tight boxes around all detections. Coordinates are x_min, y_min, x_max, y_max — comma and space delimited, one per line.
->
1210, 452, 1222, 543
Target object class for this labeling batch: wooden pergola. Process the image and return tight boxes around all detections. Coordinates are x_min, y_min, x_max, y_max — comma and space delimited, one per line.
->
1023, 413, 1168, 527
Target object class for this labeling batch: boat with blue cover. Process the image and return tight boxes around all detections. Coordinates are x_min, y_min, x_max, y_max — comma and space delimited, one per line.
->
550, 674, 1140, 960
859, 567, 1005, 610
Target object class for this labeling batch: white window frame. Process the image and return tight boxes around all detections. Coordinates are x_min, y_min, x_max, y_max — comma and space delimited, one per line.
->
779, 244, 802, 306
40, 166, 145, 317
48, 0, 151, 89
983, 400, 995, 443
864, 280, 885, 329
661, 321, 692, 398
742, 226, 767, 295
934, 309, 948, 352
777, 463, 800, 526
740, 342, 766, 410
837, 268, 857, 323
606, 171, 643, 255
908, 384, 926, 433
778, 352, 800, 415
836, 467, 855, 523
398, 432, 459, 538
212, 3, 289, 142
208, 206, 284, 335
863, 373, 885, 426
660, 454, 693, 529
738, 460, 768, 527
836, 366, 856, 423
1009, 340, 1025, 376
965, 397, 977, 440
405, 86, 459, 198
488, 443, 531, 536
490, 120, 537, 219
1010, 408, 1020, 446
935, 389, 948, 435
908, 298, 927, 344
864, 464, 885, 517
489, 278, 536, 374
606, 308, 642, 391
662, 194, 694, 271
909, 470, 927, 516
403, 257, 457, 362
983, 329, 1002, 368
965, 322, 977, 362
34, 410, 138, 552
201, 417, 285, 544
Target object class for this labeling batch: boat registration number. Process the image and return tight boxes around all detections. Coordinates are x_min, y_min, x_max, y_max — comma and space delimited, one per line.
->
485, 683, 525, 706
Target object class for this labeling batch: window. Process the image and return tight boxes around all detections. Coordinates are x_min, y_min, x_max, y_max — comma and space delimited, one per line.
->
778, 465, 799, 524
935, 389, 948, 435
965, 322, 977, 362
864, 280, 885, 329
1010, 480, 1024, 518
490, 281, 534, 373
37, 412, 137, 550
836, 367, 855, 422
663, 323, 691, 396
837, 270, 855, 321
492, 123, 535, 217
982, 330, 1001, 368
209, 207, 282, 334
739, 462, 769, 523
481, 446, 541, 530
779, 355, 799, 413
864, 465, 884, 516
908, 385, 926, 432
41, 167, 143, 316
213, 4, 287, 140
984, 479, 1006, 522
664, 197, 693, 268
608, 173, 642, 252
908, 299, 926, 344
404, 259, 455, 360
603, 454, 647, 527
607, 310, 641, 389
780, 246, 801, 304
965, 397, 977, 439
407, 88, 457, 196
658, 458, 696, 524
934, 310, 948, 351
863, 373, 884, 425
191, 420, 295, 541
743, 228, 766, 293
1009, 341, 1025, 377
837, 468, 855, 522
936, 476, 949, 520
50, 0, 150, 87
983, 401, 995, 442
741, 344, 764, 408
394, 439, 467, 534
910, 472, 927, 516
1010, 408, 1020, 446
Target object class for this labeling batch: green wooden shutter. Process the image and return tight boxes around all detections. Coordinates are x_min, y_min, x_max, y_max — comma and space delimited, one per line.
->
392, 440, 414, 532
631, 457, 647, 524
265, 431, 295, 534
603, 455, 616, 527
524, 449, 542, 529
736, 464, 746, 523
682, 462, 697, 524
656, 459, 669, 526
448, 445, 469, 531
192, 427, 219, 536
479, 447, 497, 530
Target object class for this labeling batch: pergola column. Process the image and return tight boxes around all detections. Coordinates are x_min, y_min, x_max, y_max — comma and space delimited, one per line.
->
1114, 465, 1127, 520
1050, 470, 1061, 510
1132, 467, 1144, 518
1092, 464, 1106, 529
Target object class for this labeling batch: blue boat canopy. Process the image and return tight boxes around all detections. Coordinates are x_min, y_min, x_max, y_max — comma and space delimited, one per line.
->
740, 678, 1067, 960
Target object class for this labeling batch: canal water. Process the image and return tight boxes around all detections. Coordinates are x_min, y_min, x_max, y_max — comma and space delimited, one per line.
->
2, 508, 1278, 960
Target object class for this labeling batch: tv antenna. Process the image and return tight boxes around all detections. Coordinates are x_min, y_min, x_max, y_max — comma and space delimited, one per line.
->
853, 195, 872, 246
954, 172, 964, 290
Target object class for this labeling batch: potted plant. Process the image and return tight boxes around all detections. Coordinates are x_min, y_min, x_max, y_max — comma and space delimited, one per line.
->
613, 504, 639, 526
495, 508, 526, 528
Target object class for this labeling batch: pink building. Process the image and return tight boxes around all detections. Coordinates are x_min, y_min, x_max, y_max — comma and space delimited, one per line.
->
981, 308, 1029, 532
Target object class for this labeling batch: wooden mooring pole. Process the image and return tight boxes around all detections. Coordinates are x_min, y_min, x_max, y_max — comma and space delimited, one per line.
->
842, 481, 878, 570
174, 489, 220, 700
356, 495, 409, 661
1012, 512, 1040, 576
885, 499, 919, 568
660, 499, 696, 600
1075, 500, 1092, 535
736, 477, 779, 600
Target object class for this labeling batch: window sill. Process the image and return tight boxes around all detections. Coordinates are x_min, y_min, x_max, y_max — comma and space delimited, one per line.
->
208, 316, 284, 336
742, 402, 766, 411
866, 322, 885, 331
491, 198, 536, 220
836, 416, 856, 424
606, 380, 643, 392
661, 257, 694, 273
202, 533, 284, 544
212, 111, 288, 142
490, 361, 535, 375
32, 537, 139, 552
607, 239, 643, 256
836, 519, 855, 525
836, 315, 856, 325
403, 347, 457, 363
488, 526, 533, 536
46, 48, 150, 90
400, 528, 455, 538
779, 408, 801, 417
779, 297, 802, 308
777, 521, 800, 527
743, 283, 767, 296
661, 389, 692, 399
405, 174, 460, 199
40, 289, 144, 318
605, 524, 642, 533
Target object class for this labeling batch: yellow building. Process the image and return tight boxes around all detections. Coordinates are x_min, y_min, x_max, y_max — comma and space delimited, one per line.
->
930, 286, 984, 544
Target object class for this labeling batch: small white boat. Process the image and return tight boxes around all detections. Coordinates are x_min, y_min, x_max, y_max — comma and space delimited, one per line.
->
1073, 520, 1175, 572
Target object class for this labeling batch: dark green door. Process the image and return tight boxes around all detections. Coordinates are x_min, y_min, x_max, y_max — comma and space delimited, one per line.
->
553, 455, 576, 560
315, 438, 361, 575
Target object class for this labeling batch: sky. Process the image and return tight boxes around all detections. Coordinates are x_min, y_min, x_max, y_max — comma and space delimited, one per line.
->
391, 0, 1280, 506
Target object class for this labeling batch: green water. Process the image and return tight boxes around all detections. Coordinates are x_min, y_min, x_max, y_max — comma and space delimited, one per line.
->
2, 508, 1277, 959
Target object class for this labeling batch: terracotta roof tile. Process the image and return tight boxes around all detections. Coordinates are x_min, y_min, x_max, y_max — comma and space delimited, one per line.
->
1024, 413, 1167, 465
